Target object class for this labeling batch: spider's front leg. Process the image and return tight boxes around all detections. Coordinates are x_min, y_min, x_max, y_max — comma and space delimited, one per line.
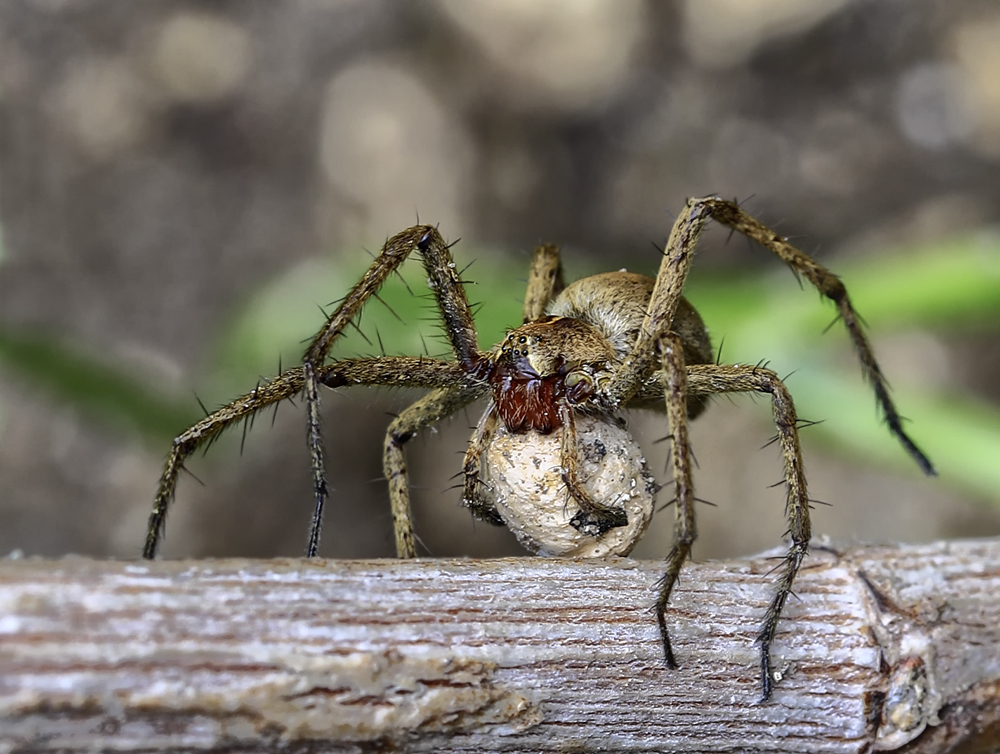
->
144, 357, 472, 559
652, 352, 812, 700
594, 200, 710, 679
612, 196, 933, 700
685, 363, 812, 701
297, 226, 483, 556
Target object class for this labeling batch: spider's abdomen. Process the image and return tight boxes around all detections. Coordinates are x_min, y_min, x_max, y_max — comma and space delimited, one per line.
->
548, 271, 713, 418
548, 271, 712, 367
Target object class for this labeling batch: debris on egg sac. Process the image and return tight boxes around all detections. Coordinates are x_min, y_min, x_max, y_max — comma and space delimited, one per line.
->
482, 413, 656, 557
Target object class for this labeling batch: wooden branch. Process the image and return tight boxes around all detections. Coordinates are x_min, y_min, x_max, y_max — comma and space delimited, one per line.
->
1, 541, 999, 753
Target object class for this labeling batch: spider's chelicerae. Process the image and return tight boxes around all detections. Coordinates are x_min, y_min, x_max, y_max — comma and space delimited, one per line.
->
144, 196, 935, 699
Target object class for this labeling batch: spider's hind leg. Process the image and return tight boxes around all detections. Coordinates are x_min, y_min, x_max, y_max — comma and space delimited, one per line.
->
522, 243, 564, 323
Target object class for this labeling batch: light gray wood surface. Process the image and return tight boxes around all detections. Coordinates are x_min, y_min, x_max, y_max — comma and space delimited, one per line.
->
1, 540, 998, 753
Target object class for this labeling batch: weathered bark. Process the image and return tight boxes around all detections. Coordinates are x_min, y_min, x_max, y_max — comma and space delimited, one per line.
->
1, 540, 998, 753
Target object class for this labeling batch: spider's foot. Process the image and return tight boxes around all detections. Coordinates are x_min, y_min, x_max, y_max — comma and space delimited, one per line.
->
655, 602, 678, 669
570, 507, 627, 536
758, 642, 775, 702
658, 631, 678, 669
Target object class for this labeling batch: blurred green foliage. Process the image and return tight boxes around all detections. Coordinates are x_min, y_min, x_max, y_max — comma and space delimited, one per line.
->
2, 231, 999, 504
684, 231, 1000, 502
0, 328, 198, 438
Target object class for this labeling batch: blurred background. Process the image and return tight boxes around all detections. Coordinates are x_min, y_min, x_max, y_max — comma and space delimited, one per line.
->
1, 0, 999, 561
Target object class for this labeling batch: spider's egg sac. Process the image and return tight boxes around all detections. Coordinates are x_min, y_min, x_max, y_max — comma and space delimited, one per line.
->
482, 413, 656, 557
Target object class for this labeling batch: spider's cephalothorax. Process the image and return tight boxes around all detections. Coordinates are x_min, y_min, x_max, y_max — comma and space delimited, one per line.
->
144, 197, 935, 701
468, 273, 714, 539
484, 316, 616, 434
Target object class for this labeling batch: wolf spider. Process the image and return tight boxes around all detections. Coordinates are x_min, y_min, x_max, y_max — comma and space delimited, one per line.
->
144, 196, 934, 700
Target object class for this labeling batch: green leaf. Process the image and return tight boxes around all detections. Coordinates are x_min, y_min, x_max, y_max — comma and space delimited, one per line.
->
0, 328, 198, 442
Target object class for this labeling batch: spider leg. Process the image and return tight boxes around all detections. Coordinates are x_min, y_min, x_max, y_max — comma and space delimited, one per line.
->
653, 333, 696, 671
303, 227, 482, 370
461, 404, 505, 527
145, 369, 308, 559
303, 359, 326, 556
685, 362, 812, 701
701, 198, 934, 476
384, 384, 487, 558
297, 226, 485, 557
144, 357, 473, 559
607, 196, 933, 477
557, 402, 629, 535
604, 199, 711, 407
522, 244, 564, 323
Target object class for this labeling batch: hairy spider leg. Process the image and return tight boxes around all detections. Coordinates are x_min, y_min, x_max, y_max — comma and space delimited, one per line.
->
602, 199, 709, 408
683, 363, 811, 701
384, 384, 487, 557
602, 196, 931, 700
521, 243, 564, 323
299, 226, 483, 556
144, 358, 470, 559
653, 332, 696, 671
461, 404, 505, 526
610, 196, 935, 478
703, 198, 935, 476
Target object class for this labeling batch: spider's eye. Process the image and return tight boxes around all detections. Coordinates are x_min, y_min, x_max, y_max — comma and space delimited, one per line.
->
518, 336, 527, 344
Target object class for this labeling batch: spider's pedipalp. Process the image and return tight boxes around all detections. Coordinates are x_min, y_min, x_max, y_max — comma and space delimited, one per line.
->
558, 403, 630, 534
460, 404, 504, 526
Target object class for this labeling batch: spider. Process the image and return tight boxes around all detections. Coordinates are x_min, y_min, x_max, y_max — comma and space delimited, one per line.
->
143, 196, 935, 700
